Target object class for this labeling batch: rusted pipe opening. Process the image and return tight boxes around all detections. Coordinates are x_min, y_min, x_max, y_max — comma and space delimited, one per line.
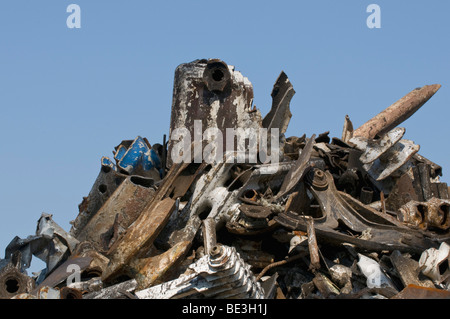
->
243, 189, 258, 201
130, 176, 154, 188
60, 287, 83, 299
212, 69, 224, 82
5, 278, 19, 294
202, 60, 231, 92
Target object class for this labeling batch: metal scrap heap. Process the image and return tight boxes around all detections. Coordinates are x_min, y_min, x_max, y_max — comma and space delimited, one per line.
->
1, 59, 449, 299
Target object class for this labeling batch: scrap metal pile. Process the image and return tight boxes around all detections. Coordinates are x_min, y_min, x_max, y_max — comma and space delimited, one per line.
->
1, 59, 450, 299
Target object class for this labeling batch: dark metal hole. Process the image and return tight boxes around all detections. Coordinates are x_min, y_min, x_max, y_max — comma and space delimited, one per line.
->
212, 69, 224, 82
5, 279, 19, 293
244, 189, 257, 199
417, 204, 427, 222
198, 205, 212, 221
65, 293, 77, 299
439, 204, 449, 226
99, 184, 107, 194
439, 259, 448, 276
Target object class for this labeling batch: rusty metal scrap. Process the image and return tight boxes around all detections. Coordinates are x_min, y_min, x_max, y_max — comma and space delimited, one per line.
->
1, 59, 450, 300
352, 84, 441, 140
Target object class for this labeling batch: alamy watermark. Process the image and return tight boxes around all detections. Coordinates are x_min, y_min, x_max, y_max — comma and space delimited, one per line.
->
65, 4, 381, 30
366, 4, 381, 29
170, 120, 281, 165
66, 4, 81, 29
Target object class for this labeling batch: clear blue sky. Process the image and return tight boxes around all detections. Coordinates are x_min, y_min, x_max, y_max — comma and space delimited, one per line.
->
1, 1, 449, 272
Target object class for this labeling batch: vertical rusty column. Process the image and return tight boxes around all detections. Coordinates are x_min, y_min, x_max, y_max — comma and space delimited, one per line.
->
167, 59, 263, 166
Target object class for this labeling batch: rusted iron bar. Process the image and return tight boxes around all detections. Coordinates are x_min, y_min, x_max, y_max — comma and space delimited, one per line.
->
353, 84, 441, 139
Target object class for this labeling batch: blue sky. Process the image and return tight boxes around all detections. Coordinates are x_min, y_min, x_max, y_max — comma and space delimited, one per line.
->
0, 1, 449, 272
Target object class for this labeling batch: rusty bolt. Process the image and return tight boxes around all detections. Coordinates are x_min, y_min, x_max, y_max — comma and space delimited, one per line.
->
310, 168, 329, 190
210, 244, 223, 258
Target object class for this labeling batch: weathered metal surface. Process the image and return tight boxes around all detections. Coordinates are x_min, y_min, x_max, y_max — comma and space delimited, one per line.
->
275, 134, 315, 199
329, 264, 353, 294
60, 286, 83, 299
262, 71, 294, 135
341, 115, 354, 144
418, 242, 450, 284
232, 238, 275, 270
0, 252, 35, 299
70, 162, 127, 237
313, 272, 340, 298
134, 244, 264, 299
304, 216, 320, 271
353, 84, 441, 139
103, 197, 176, 282
83, 279, 137, 299
70, 241, 110, 277
385, 169, 421, 212
126, 240, 191, 290
202, 218, 217, 256
390, 250, 434, 288
75, 175, 156, 252
275, 168, 438, 253
67, 277, 103, 294
113, 136, 162, 179
357, 127, 405, 164
360, 138, 420, 181
37, 286, 61, 299
167, 59, 263, 167
102, 161, 198, 282
398, 198, 450, 231
3, 213, 79, 278
392, 284, 450, 299
33, 256, 93, 293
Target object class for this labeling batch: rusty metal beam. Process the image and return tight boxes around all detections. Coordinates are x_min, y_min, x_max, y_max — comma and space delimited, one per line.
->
125, 241, 191, 290
353, 84, 441, 139
102, 197, 176, 282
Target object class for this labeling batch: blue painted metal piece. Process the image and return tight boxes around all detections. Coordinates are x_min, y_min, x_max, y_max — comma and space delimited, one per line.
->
114, 145, 127, 162
101, 156, 116, 170
113, 136, 162, 177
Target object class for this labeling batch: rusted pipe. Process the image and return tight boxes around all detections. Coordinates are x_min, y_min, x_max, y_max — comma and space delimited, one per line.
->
353, 84, 441, 139
0, 252, 35, 299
